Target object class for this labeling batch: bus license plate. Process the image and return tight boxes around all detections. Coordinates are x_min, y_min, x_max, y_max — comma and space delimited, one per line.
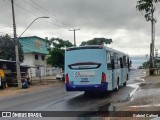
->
80, 78, 89, 82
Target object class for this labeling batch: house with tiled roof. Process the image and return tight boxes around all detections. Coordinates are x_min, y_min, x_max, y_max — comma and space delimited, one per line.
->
19, 36, 49, 77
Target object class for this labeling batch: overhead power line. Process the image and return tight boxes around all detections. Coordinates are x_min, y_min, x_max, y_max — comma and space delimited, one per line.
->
23, 0, 68, 27
28, 0, 73, 27
14, 2, 39, 17
13, 1, 62, 29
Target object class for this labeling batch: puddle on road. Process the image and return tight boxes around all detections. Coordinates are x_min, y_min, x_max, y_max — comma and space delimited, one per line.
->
84, 80, 145, 115
135, 77, 145, 82
127, 83, 140, 101
78, 103, 114, 118
98, 103, 116, 111
78, 85, 140, 117
127, 76, 147, 101
78, 71, 153, 119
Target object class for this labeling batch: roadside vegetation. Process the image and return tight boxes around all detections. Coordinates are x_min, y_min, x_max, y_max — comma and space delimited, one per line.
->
80, 38, 112, 46
140, 58, 160, 69
136, 0, 160, 70
47, 37, 112, 69
47, 38, 73, 69
0, 34, 24, 62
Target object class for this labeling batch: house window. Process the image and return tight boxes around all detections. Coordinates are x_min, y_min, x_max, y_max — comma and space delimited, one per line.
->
35, 54, 38, 60
42, 55, 45, 61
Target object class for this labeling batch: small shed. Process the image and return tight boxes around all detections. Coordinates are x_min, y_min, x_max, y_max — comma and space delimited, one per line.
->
0, 59, 30, 87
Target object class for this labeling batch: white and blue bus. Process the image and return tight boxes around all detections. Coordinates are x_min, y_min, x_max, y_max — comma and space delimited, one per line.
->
65, 45, 130, 92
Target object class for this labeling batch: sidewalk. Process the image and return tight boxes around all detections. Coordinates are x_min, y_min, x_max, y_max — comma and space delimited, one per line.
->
110, 75, 160, 119
124, 75, 160, 109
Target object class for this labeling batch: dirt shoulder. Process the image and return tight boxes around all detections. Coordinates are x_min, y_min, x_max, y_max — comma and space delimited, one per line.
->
0, 81, 63, 98
111, 75, 160, 119
122, 75, 160, 108
142, 76, 160, 87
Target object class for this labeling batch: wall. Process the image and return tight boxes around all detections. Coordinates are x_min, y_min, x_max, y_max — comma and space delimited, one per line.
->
21, 53, 47, 77
33, 54, 46, 66
21, 53, 34, 66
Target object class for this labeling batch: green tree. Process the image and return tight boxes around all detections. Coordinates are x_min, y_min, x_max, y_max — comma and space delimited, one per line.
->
142, 60, 150, 68
136, 0, 160, 68
136, 0, 160, 21
0, 34, 24, 62
47, 38, 73, 69
80, 38, 112, 46
47, 38, 73, 49
141, 58, 160, 68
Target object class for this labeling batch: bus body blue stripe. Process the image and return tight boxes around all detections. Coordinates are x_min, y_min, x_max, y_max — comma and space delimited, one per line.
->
66, 82, 108, 91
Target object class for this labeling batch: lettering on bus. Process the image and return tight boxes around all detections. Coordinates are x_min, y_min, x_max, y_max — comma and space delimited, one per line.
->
74, 71, 95, 78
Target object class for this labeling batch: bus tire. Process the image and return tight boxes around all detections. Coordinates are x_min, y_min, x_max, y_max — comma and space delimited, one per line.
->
84, 91, 88, 95
123, 74, 128, 86
114, 80, 119, 92
84, 91, 92, 95
126, 74, 129, 81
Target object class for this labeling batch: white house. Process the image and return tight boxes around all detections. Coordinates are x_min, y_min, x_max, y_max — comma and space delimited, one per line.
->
19, 36, 49, 77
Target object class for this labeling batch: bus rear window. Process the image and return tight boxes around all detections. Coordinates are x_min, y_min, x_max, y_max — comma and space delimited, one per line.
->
68, 62, 101, 70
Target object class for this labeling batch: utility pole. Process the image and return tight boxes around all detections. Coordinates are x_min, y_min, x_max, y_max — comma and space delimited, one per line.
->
150, 4, 155, 68
69, 29, 80, 46
155, 49, 158, 59
11, 0, 22, 88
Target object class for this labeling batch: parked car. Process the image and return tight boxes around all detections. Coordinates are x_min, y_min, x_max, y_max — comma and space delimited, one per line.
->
56, 73, 65, 81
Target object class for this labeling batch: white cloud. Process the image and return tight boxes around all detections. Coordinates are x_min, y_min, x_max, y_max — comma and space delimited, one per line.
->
0, 0, 160, 59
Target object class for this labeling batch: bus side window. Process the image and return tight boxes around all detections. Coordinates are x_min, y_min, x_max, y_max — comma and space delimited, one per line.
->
120, 57, 123, 68
127, 57, 130, 70
117, 56, 120, 68
130, 60, 132, 67
113, 53, 119, 69
111, 59, 115, 69
123, 56, 127, 67
106, 52, 111, 70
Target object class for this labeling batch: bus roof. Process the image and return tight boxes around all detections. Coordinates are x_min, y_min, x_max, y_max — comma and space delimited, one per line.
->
66, 45, 129, 57
105, 46, 129, 57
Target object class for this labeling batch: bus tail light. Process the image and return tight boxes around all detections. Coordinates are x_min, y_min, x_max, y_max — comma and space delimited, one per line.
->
101, 72, 106, 83
65, 73, 69, 84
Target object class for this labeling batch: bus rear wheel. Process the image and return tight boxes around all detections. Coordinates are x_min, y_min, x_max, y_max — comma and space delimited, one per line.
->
114, 80, 119, 92
123, 74, 128, 86
84, 91, 93, 96
123, 82, 126, 86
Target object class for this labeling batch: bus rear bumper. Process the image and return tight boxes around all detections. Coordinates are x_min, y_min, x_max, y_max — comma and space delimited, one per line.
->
66, 82, 108, 91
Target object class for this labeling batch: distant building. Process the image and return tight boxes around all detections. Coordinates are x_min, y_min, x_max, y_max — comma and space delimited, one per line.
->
19, 36, 49, 77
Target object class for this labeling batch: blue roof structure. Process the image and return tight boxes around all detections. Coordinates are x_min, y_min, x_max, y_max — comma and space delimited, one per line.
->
19, 36, 48, 54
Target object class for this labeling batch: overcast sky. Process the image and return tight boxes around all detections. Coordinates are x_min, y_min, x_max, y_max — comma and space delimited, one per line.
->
0, 0, 160, 67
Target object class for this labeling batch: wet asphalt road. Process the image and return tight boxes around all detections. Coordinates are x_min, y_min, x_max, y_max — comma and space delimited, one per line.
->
0, 69, 146, 120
